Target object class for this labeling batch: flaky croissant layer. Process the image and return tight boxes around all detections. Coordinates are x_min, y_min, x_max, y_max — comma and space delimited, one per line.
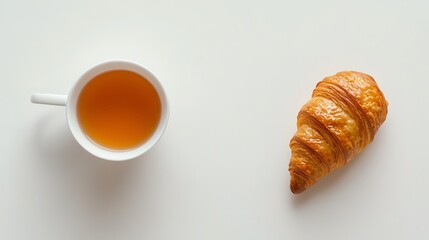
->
289, 71, 388, 194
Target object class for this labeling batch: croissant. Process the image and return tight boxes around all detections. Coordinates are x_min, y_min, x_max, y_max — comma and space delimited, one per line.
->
289, 71, 388, 194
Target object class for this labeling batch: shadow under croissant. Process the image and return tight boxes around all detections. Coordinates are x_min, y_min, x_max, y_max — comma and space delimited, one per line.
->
290, 142, 376, 205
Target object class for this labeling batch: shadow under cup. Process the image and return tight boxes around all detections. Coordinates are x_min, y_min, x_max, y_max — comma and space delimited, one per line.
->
66, 61, 169, 161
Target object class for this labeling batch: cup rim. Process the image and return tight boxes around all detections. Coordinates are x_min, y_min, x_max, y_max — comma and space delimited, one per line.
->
66, 60, 169, 161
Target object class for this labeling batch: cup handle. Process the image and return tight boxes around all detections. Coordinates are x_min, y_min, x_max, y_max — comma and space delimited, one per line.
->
31, 93, 67, 106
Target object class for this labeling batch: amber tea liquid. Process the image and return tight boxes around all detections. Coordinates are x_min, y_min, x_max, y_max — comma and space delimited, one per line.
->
77, 70, 161, 150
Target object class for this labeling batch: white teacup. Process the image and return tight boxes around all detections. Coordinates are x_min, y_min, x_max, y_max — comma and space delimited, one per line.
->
31, 60, 169, 161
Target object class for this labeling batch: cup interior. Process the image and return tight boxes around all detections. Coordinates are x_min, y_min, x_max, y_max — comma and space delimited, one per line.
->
66, 61, 169, 161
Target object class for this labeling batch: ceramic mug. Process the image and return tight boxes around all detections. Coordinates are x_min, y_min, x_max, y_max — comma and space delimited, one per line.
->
31, 60, 169, 161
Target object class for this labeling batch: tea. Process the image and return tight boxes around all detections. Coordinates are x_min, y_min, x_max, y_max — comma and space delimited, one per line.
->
77, 70, 161, 150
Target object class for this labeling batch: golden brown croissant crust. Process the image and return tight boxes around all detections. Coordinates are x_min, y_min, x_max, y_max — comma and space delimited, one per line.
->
289, 71, 388, 194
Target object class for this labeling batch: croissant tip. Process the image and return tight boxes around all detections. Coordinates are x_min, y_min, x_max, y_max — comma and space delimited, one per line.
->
291, 186, 306, 194
290, 174, 308, 194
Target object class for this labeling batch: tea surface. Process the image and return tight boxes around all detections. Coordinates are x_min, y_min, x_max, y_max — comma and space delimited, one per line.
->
77, 70, 161, 150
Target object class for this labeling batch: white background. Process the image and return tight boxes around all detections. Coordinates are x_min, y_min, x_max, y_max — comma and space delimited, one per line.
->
1, 0, 428, 239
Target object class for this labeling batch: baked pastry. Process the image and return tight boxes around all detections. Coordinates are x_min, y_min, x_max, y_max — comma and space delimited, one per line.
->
289, 71, 388, 194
